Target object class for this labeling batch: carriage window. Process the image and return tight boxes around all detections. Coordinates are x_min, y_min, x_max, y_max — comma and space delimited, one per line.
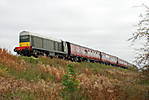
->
85, 50, 88, 53
20, 35, 30, 42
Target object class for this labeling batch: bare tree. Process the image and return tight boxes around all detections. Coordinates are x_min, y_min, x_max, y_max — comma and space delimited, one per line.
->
129, 4, 149, 67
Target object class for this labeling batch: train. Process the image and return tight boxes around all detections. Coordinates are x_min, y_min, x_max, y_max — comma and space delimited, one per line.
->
14, 31, 134, 68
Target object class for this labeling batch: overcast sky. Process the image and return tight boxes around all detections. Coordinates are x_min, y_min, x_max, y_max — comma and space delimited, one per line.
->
0, 0, 149, 64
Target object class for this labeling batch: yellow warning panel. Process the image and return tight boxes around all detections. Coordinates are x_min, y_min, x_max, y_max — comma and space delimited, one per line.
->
19, 42, 30, 47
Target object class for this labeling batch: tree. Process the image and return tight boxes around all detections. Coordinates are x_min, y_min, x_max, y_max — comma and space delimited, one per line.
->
129, 4, 149, 67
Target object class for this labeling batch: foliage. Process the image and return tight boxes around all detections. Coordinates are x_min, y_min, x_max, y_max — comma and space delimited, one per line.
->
129, 4, 149, 88
129, 4, 149, 66
62, 64, 78, 92
138, 65, 149, 85
142, 65, 149, 78
61, 64, 81, 100
118, 84, 149, 100
0, 49, 149, 100
128, 65, 138, 71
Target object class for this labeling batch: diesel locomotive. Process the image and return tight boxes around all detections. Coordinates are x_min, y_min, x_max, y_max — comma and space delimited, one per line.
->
14, 31, 134, 68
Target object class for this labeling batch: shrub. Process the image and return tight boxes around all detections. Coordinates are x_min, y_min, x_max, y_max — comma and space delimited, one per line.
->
61, 64, 80, 100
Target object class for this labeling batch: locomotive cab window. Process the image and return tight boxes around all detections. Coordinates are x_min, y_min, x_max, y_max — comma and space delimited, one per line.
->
20, 35, 30, 42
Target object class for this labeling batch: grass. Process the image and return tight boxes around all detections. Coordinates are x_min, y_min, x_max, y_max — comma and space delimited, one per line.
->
0, 63, 56, 82
0, 64, 9, 77
0, 48, 149, 100
19, 56, 39, 65
137, 79, 149, 85
4, 91, 35, 100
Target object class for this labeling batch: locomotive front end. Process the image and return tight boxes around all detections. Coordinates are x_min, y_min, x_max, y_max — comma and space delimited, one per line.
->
14, 31, 32, 56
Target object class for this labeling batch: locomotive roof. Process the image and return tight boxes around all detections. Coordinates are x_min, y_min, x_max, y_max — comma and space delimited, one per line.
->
20, 31, 62, 42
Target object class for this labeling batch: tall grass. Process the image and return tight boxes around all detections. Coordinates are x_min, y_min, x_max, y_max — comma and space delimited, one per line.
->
0, 48, 148, 100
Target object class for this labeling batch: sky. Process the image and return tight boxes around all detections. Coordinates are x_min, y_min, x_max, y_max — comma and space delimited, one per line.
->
0, 0, 149, 65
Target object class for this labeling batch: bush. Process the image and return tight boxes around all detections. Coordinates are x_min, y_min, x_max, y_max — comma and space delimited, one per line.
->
61, 64, 81, 100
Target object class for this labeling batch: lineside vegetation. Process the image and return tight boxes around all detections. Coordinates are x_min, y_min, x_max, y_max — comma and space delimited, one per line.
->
0, 48, 148, 100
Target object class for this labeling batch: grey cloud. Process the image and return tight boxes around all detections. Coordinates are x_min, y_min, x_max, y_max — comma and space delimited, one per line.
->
0, 0, 149, 63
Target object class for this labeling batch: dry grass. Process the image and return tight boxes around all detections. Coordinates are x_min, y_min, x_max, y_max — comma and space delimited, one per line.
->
0, 49, 27, 71
38, 64, 65, 82
0, 48, 149, 100
0, 76, 62, 100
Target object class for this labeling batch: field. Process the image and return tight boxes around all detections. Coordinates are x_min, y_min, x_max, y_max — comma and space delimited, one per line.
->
0, 48, 149, 100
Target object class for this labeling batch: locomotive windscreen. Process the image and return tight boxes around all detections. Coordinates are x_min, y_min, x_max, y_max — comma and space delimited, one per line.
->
20, 35, 30, 42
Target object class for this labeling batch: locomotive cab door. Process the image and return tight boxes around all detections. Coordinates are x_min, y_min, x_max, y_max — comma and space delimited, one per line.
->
63, 41, 68, 54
